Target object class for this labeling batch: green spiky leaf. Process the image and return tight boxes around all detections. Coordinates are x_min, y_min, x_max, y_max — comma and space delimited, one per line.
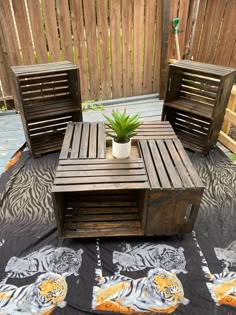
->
103, 109, 142, 143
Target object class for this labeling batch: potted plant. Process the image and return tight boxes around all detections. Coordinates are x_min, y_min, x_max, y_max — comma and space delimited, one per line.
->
103, 109, 142, 159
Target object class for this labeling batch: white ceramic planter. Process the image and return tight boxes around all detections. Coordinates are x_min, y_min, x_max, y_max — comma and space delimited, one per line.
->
112, 139, 131, 159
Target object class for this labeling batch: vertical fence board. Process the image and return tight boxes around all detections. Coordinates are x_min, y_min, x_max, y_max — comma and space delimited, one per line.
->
0, 2, 21, 66
143, 0, 156, 94
229, 40, 236, 68
83, 0, 100, 100
178, 0, 190, 58
122, 0, 133, 97
168, 0, 178, 60
26, 0, 48, 64
160, 0, 170, 99
184, 0, 200, 59
133, 0, 144, 96
153, 0, 162, 92
97, 0, 112, 100
205, 0, 226, 64
191, 0, 207, 60
70, 0, 89, 101
11, 0, 35, 64
214, 0, 236, 66
56, 0, 74, 63
0, 28, 11, 96
41, 0, 61, 62
110, 0, 122, 98
197, 0, 216, 62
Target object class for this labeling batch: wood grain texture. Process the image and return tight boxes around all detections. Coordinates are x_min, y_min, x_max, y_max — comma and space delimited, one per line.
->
183, 0, 200, 60
97, 0, 112, 99
11, 0, 35, 64
133, 0, 144, 95
110, 0, 122, 98
70, 0, 90, 101
83, 0, 100, 99
143, 0, 156, 94
197, 0, 216, 62
0, 27, 11, 96
178, 0, 190, 58
190, 0, 207, 60
122, 0, 133, 97
26, 0, 48, 64
167, 0, 178, 59
56, 0, 74, 63
153, 0, 162, 93
0, 1, 22, 65
41, 0, 61, 62
214, 0, 236, 66
204, 0, 225, 64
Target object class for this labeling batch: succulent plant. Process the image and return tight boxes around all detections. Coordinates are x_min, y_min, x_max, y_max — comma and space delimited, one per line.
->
104, 109, 142, 143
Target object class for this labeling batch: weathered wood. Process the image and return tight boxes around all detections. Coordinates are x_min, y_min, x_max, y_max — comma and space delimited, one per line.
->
26, 0, 48, 64
167, 0, 179, 60
83, 0, 100, 99
11, 0, 35, 64
143, 0, 156, 94
70, 0, 90, 101
184, 0, 200, 60
178, 0, 190, 59
214, 0, 236, 66
197, 0, 216, 62
190, 0, 207, 60
0, 1, 22, 65
204, 0, 225, 64
110, 0, 122, 98
122, 0, 133, 97
41, 0, 61, 62
133, 0, 144, 96
56, 0, 74, 63
97, 0, 112, 99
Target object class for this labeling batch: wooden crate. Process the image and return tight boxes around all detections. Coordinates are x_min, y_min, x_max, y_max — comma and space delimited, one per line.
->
11, 61, 82, 157
52, 122, 204, 238
162, 60, 236, 153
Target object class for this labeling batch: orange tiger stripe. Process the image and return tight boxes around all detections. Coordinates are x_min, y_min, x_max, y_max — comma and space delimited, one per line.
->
4, 150, 21, 172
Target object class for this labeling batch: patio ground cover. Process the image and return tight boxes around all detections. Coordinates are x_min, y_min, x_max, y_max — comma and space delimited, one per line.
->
0, 146, 235, 314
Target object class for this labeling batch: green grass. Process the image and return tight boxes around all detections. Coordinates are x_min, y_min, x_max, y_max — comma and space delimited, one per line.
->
229, 153, 236, 162
82, 100, 104, 111
0, 104, 7, 112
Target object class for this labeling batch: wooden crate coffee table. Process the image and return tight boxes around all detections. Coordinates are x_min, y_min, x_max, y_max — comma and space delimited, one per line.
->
52, 121, 204, 238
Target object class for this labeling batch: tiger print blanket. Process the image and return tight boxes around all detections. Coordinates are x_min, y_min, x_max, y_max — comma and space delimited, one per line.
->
0, 147, 235, 315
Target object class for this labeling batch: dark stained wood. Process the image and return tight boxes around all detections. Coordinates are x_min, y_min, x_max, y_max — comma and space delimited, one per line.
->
11, 62, 82, 157
52, 121, 204, 238
162, 60, 236, 153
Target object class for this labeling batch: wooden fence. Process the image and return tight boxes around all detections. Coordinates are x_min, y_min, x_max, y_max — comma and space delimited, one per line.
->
0, 0, 170, 105
169, 0, 236, 67
0, 0, 236, 107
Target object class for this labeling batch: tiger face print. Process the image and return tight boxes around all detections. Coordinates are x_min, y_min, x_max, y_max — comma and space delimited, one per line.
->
5, 246, 84, 279
207, 270, 236, 307
93, 268, 189, 314
112, 243, 187, 274
147, 269, 189, 306
0, 272, 67, 314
